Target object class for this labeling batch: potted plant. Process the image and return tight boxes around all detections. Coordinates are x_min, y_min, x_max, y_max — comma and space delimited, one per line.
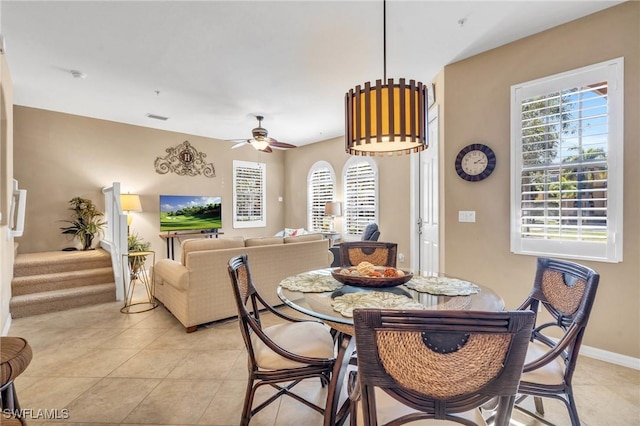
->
128, 232, 151, 279
60, 196, 106, 250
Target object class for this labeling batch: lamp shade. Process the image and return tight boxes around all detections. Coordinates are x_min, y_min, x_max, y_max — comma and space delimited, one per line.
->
120, 194, 142, 212
345, 78, 427, 156
250, 138, 269, 151
324, 201, 342, 217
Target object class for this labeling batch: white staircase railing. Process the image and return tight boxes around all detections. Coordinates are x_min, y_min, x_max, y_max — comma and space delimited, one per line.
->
101, 182, 128, 301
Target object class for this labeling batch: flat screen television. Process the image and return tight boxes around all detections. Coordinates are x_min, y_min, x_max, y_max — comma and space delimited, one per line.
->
160, 195, 222, 232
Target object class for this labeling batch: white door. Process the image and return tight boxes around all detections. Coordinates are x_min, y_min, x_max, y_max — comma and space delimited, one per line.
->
419, 106, 439, 275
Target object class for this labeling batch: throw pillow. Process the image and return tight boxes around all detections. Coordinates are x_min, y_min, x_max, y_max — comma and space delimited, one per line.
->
284, 227, 306, 237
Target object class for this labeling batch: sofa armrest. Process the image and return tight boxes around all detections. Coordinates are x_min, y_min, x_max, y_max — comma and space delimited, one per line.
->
154, 259, 190, 290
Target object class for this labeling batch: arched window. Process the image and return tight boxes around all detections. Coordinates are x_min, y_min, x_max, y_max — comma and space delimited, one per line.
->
342, 157, 378, 238
307, 161, 336, 232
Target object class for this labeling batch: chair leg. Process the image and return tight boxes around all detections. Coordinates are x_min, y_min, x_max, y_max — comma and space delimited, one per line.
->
534, 396, 545, 415
240, 380, 256, 426
1, 381, 19, 412
494, 395, 516, 426
566, 391, 581, 426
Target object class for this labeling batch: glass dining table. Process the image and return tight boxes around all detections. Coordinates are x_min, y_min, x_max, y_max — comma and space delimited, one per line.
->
276, 268, 505, 426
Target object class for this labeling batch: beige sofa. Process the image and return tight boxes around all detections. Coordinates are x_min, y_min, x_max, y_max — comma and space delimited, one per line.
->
153, 233, 332, 332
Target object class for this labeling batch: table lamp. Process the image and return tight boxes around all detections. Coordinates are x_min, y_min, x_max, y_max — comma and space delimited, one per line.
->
324, 201, 342, 232
120, 194, 142, 229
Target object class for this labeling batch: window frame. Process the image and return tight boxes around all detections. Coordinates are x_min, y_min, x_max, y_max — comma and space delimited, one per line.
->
342, 156, 379, 239
233, 160, 266, 229
307, 161, 336, 232
510, 57, 624, 263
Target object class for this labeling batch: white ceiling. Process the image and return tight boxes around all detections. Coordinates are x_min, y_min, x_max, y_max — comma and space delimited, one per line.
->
0, 0, 623, 148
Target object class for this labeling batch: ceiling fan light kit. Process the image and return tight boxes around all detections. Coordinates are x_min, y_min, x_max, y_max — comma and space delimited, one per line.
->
344, 0, 428, 156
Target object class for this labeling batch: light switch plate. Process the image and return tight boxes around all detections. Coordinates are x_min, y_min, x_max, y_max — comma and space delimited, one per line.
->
458, 211, 476, 222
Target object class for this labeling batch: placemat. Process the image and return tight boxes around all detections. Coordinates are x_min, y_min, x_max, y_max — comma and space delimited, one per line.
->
279, 272, 343, 293
331, 292, 425, 318
405, 276, 480, 296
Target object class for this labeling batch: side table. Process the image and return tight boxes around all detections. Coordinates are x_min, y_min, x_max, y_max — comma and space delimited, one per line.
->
121, 250, 158, 313
320, 231, 341, 246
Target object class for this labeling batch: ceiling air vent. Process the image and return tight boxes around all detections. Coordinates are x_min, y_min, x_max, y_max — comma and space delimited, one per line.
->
145, 113, 169, 121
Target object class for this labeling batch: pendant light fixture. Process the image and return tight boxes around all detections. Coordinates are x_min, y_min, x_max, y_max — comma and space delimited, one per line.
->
344, 0, 428, 156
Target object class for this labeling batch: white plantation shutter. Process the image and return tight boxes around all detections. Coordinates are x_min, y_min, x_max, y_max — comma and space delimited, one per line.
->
511, 58, 623, 262
233, 160, 266, 228
343, 157, 378, 237
307, 162, 336, 232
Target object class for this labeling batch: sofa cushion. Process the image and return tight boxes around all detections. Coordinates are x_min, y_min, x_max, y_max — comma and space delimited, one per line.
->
284, 233, 323, 243
181, 236, 245, 263
245, 237, 284, 247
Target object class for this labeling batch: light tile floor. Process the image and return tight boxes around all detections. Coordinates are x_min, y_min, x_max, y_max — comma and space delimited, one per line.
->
6, 293, 640, 425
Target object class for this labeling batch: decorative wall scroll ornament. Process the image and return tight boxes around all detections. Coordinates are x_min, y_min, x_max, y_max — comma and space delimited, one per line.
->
154, 140, 216, 178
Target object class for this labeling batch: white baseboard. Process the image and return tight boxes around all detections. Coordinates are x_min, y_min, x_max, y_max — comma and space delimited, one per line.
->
2, 314, 12, 336
580, 343, 640, 370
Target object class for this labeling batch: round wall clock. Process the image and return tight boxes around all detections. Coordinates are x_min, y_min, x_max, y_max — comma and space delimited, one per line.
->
455, 143, 496, 182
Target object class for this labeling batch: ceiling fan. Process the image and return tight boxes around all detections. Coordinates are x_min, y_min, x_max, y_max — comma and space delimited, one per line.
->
228, 116, 297, 153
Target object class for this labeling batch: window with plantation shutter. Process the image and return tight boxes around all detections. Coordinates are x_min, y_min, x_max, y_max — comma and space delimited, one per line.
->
233, 160, 266, 228
343, 157, 378, 238
307, 161, 336, 232
511, 58, 624, 263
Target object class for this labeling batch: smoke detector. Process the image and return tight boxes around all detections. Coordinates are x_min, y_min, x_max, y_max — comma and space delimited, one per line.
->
70, 70, 87, 79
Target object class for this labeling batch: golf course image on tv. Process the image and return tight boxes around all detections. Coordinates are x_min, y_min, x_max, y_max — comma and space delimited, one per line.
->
160, 195, 222, 232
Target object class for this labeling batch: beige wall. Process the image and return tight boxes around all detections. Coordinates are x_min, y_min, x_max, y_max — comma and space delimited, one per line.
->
13, 107, 288, 259
442, 2, 639, 358
286, 3, 639, 359
284, 136, 414, 269
1, 52, 14, 333
6, 2, 639, 359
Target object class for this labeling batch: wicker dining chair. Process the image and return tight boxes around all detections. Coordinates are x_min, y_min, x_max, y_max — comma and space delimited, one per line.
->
348, 309, 535, 426
514, 257, 600, 426
338, 241, 398, 268
227, 254, 336, 426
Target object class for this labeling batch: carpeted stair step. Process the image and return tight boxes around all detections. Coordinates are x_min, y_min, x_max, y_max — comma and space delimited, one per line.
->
9, 283, 116, 319
13, 249, 112, 277
11, 267, 115, 296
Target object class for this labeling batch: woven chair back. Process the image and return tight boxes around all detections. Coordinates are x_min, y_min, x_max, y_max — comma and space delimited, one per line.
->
353, 309, 535, 424
339, 241, 397, 267
531, 257, 599, 330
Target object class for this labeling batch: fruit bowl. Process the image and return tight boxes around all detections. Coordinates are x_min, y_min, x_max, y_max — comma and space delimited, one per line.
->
331, 267, 413, 288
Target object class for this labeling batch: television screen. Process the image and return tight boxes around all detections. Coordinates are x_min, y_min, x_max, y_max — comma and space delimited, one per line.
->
160, 195, 222, 232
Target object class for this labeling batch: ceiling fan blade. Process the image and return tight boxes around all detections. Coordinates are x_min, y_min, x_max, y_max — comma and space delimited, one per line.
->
231, 140, 249, 149
260, 145, 273, 153
268, 138, 297, 149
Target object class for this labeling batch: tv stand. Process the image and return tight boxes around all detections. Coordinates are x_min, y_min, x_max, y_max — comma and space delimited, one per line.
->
159, 230, 224, 260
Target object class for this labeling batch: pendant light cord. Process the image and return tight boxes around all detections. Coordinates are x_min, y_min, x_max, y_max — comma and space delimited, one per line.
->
383, 0, 387, 81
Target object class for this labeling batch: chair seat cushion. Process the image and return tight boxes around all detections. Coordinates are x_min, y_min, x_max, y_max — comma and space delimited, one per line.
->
252, 321, 334, 370
1, 337, 33, 385
520, 339, 566, 386
354, 386, 486, 425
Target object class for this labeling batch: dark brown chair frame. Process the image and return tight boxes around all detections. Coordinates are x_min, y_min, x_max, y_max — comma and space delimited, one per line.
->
350, 309, 535, 426
227, 254, 336, 426
338, 241, 398, 268
515, 257, 600, 426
